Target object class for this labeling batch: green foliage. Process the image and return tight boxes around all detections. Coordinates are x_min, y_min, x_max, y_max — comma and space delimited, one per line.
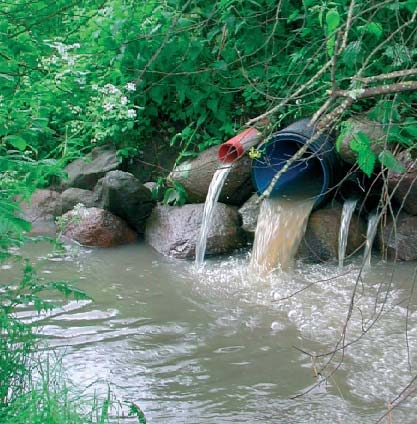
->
163, 181, 188, 206
1, 0, 416, 188
378, 150, 406, 173
349, 131, 377, 177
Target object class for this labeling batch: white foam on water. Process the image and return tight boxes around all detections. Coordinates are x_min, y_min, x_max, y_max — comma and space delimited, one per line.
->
189, 255, 417, 420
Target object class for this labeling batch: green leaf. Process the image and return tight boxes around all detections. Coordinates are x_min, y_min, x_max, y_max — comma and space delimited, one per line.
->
405, 0, 417, 13
212, 60, 228, 71
287, 9, 300, 24
5, 135, 27, 151
404, 123, 417, 138
325, 9, 340, 33
326, 35, 335, 57
358, 149, 376, 177
342, 41, 362, 68
365, 22, 383, 38
350, 131, 371, 152
335, 121, 352, 152
0, 73, 14, 81
378, 151, 406, 173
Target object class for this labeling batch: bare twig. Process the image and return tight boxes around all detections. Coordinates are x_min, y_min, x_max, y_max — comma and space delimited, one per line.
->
352, 68, 417, 84
331, 81, 417, 99
340, 0, 356, 51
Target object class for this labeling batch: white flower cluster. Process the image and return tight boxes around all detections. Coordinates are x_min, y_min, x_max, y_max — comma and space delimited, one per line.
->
39, 40, 89, 88
86, 81, 141, 143
91, 83, 138, 119
125, 82, 136, 92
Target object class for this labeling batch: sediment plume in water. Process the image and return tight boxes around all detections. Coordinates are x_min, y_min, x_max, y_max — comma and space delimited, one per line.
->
250, 195, 315, 274
195, 165, 231, 267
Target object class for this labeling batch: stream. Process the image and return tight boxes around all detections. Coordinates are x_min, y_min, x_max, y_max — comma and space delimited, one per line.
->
2, 240, 417, 423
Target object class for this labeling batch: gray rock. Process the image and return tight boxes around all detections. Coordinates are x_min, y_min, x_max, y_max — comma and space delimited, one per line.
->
20, 189, 62, 234
145, 203, 245, 259
298, 202, 366, 261
61, 188, 96, 214
144, 182, 158, 192
238, 193, 260, 234
60, 206, 137, 248
169, 145, 254, 206
387, 150, 417, 215
94, 170, 154, 233
62, 145, 121, 190
377, 212, 417, 260
338, 116, 386, 165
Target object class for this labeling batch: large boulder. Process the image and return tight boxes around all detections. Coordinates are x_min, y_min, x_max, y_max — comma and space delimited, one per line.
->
20, 189, 62, 234
238, 193, 260, 235
169, 145, 254, 206
298, 203, 366, 261
61, 188, 96, 214
59, 206, 136, 247
145, 203, 245, 259
387, 150, 417, 215
377, 212, 417, 260
338, 116, 386, 165
94, 170, 154, 233
62, 145, 121, 190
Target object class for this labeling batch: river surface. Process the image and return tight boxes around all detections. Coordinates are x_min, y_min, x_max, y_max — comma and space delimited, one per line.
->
2, 240, 417, 423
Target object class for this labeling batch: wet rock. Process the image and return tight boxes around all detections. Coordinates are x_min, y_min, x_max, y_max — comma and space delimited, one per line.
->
377, 212, 417, 260
169, 145, 254, 206
338, 116, 386, 165
238, 193, 260, 235
61, 188, 96, 214
145, 203, 245, 259
62, 145, 121, 190
94, 170, 154, 234
20, 189, 62, 234
298, 203, 366, 261
387, 150, 417, 215
144, 181, 158, 192
60, 206, 136, 247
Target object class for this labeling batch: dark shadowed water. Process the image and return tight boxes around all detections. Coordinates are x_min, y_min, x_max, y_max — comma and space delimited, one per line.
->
2, 241, 417, 423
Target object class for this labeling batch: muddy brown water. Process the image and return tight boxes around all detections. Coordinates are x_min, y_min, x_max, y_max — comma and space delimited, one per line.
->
250, 177, 321, 274
2, 241, 417, 423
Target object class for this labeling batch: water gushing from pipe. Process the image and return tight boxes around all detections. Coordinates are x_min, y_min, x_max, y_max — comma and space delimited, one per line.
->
364, 211, 379, 268
195, 165, 232, 267
338, 198, 358, 267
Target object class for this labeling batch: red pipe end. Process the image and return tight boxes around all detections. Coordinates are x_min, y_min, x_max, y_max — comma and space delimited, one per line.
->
218, 128, 261, 164
218, 143, 245, 163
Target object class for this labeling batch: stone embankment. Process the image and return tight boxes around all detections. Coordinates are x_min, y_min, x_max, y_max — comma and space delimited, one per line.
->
21, 119, 417, 262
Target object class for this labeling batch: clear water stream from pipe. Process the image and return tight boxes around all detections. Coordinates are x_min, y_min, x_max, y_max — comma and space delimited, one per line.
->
364, 210, 379, 267
195, 165, 231, 267
338, 198, 358, 267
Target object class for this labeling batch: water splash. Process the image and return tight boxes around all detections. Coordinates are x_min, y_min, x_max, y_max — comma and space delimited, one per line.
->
195, 165, 232, 267
250, 196, 315, 274
338, 197, 358, 267
363, 210, 379, 267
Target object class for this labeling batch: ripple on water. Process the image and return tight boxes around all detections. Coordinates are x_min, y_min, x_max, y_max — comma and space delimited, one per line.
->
187, 254, 417, 421
6, 242, 417, 422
